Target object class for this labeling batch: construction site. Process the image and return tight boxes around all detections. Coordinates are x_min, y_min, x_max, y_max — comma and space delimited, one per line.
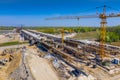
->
0, 3, 120, 80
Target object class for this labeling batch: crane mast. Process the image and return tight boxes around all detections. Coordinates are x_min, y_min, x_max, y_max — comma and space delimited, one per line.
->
99, 5, 107, 58
61, 27, 64, 45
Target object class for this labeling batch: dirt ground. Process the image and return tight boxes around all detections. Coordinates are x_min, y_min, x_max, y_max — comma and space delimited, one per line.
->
25, 46, 59, 80
0, 34, 20, 43
111, 42, 120, 47
0, 51, 21, 80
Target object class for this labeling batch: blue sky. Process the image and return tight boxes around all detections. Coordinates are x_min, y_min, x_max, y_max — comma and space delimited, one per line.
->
0, 0, 120, 27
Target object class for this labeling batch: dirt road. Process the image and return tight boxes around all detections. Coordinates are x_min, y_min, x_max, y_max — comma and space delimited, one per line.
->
25, 48, 59, 80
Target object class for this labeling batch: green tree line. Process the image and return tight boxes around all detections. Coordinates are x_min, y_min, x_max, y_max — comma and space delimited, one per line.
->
97, 26, 120, 43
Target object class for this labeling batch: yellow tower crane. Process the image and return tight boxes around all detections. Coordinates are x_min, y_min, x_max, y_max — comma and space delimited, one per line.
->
58, 27, 72, 45
99, 5, 107, 58
61, 27, 64, 45
46, 5, 120, 59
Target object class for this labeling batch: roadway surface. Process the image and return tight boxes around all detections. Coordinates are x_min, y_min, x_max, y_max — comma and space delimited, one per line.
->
24, 46, 59, 80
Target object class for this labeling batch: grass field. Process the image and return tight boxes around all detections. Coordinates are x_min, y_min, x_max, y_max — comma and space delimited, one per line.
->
73, 31, 98, 40
0, 41, 28, 47
72, 31, 120, 47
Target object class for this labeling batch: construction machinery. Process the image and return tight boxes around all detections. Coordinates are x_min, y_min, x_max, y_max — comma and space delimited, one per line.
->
46, 5, 120, 59
58, 27, 72, 45
60, 27, 64, 45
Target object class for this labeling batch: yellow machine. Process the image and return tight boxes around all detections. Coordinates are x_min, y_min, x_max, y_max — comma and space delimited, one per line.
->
61, 27, 64, 45
57, 27, 64, 45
